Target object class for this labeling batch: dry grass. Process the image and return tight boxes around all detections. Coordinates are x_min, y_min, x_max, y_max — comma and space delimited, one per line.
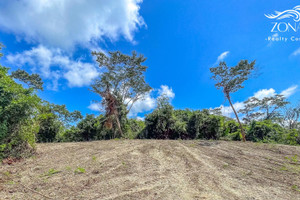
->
1, 140, 300, 200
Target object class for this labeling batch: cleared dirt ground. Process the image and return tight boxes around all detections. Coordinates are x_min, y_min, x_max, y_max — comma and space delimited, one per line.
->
1, 140, 300, 200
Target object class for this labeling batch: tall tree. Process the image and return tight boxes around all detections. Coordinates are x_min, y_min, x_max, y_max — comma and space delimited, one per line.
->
240, 95, 289, 122
210, 60, 256, 142
91, 51, 151, 137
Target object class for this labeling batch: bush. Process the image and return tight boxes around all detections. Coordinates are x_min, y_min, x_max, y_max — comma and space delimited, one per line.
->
187, 110, 224, 140
247, 120, 284, 143
59, 127, 82, 142
222, 120, 241, 141
37, 112, 62, 143
282, 129, 299, 145
142, 96, 181, 139
124, 119, 145, 139
143, 101, 226, 140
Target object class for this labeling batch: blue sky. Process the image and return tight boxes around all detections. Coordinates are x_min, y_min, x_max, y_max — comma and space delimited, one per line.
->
0, 0, 299, 118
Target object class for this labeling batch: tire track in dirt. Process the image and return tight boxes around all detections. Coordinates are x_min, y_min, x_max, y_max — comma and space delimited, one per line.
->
177, 142, 241, 200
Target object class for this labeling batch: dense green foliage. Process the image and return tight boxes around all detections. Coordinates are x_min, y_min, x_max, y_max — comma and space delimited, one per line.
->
0, 66, 40, 159
140, 97, 239, 141
59, 114, 144, 142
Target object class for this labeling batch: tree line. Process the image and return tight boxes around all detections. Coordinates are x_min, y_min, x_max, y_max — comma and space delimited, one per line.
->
0, 44, 299, 160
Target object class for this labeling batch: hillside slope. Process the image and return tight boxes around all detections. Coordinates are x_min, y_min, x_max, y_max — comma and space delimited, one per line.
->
1, 140, 300, 200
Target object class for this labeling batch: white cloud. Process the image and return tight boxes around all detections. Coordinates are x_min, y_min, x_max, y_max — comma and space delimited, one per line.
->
136, 116, 145, 121
291, 48, 300, 56
280, 85, 298, 98
0, 0, 145, 50
88, 102, 102, 112
216, 85, 298, 117
128, 85, 175, 117
128, 92, 156, 117
6, 45, 99, 90
215, 51, 230, 64
254, 88, 276, 100
219, 102, 245, 117
158, 85, 175, 99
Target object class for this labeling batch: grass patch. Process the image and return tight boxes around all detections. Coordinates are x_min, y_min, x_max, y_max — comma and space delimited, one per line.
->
65, 166, 72, 171
279, 155, 300, 173
41, 168, 61, 177
74, 167, 86, 174
222, 163, 229, 169
3, 171, 11, 177
92, 155, 97, 161
285, 155, 298, 163
292, 185, 300, 192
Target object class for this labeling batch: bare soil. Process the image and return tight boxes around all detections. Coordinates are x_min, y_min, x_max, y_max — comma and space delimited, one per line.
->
1, 140, 300, 200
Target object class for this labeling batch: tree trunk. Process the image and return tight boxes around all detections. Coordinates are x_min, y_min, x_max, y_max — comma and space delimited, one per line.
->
226, 93, 246, 142
114, 113, 123, 137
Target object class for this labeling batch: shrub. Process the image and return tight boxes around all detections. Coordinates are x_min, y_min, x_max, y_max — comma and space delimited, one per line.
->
123, 119, 145, 139
222, 120, 241, 141
142, 96, 188, 139
187, 110, 224, 140
283, 129, 299, 145
247, 120, 284, 143
59, 127, 82, 142
37, 112, 62, 143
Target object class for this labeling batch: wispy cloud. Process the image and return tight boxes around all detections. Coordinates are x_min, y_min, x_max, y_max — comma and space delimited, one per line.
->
214, 51, 230, 66
291, 48, 300, 56
217, 51, 230, 62
280, 85, 298, 98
